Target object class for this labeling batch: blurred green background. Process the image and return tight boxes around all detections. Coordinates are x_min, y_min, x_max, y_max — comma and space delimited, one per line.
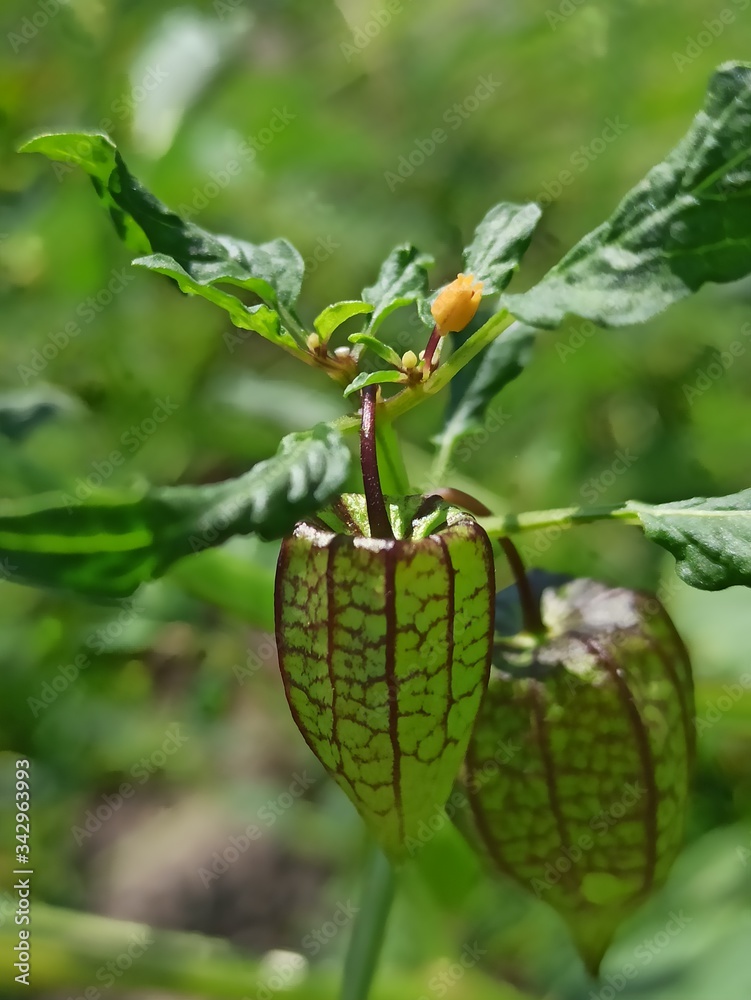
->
2, 1, 751, 997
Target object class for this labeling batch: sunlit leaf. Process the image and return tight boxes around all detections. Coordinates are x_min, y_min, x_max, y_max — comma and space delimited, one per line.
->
362, 244, 433, 333
0, 425, 350, 599
629, 488, 751, 590
314, 300, 374, 340
348, 333, 403, 368
20, 131, 304, 346
506, 62, 751, 327
343, 369, 405, 398
462, 202, 543, 294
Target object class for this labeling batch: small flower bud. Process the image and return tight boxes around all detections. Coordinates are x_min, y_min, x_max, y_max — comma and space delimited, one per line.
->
431, 273, 484, 334
306, 333, 321, 352
401, 350, 418, 370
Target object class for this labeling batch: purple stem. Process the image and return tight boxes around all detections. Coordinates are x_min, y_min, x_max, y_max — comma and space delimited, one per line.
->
360, 386, 394, 539
422, 325, 442, 373
499, 537, 545, 635
428, 488, 544, 634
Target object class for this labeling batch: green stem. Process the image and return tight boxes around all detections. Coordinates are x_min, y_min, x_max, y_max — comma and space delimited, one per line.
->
376, 416, 411, 495
388, 309, 517, 421
278, 302, 310, 346
429, 435, 457, 487
340, 847, 396, 1000
479, 503, 639, 538
334, 309, 517, 434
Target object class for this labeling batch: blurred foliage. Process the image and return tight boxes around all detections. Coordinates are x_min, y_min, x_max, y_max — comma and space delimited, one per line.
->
1, 1, 751, 997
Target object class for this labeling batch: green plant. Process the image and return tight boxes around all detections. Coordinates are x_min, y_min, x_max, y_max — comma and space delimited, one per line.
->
12, 59, 751, 997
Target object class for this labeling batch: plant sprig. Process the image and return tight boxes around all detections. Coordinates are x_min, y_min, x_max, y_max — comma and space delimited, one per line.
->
13, 61, 751, 600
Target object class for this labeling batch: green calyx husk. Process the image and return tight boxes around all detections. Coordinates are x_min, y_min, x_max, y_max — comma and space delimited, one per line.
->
460, 576, 694, 975
275, 494, 495, 859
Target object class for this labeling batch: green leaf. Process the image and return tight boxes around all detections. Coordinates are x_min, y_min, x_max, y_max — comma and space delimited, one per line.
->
20, 132, 304, 345
628, 488, 751, 591
462, 202, 543, 294
437, 321, 536, 453
347, 333, 403, 368
343, 370, 405, 399
134, 253, 285, 343
505, 62, 751, 328
314, 300, 374, 340
0, 425, 350, 599
362, 244, 433, 333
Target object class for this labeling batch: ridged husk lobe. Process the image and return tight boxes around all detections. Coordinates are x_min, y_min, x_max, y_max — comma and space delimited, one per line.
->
275, 494, 495, 859
461, 576, 694, 974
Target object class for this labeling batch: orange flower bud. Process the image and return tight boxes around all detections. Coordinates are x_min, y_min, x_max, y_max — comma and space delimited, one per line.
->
430, 273, 484, 334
